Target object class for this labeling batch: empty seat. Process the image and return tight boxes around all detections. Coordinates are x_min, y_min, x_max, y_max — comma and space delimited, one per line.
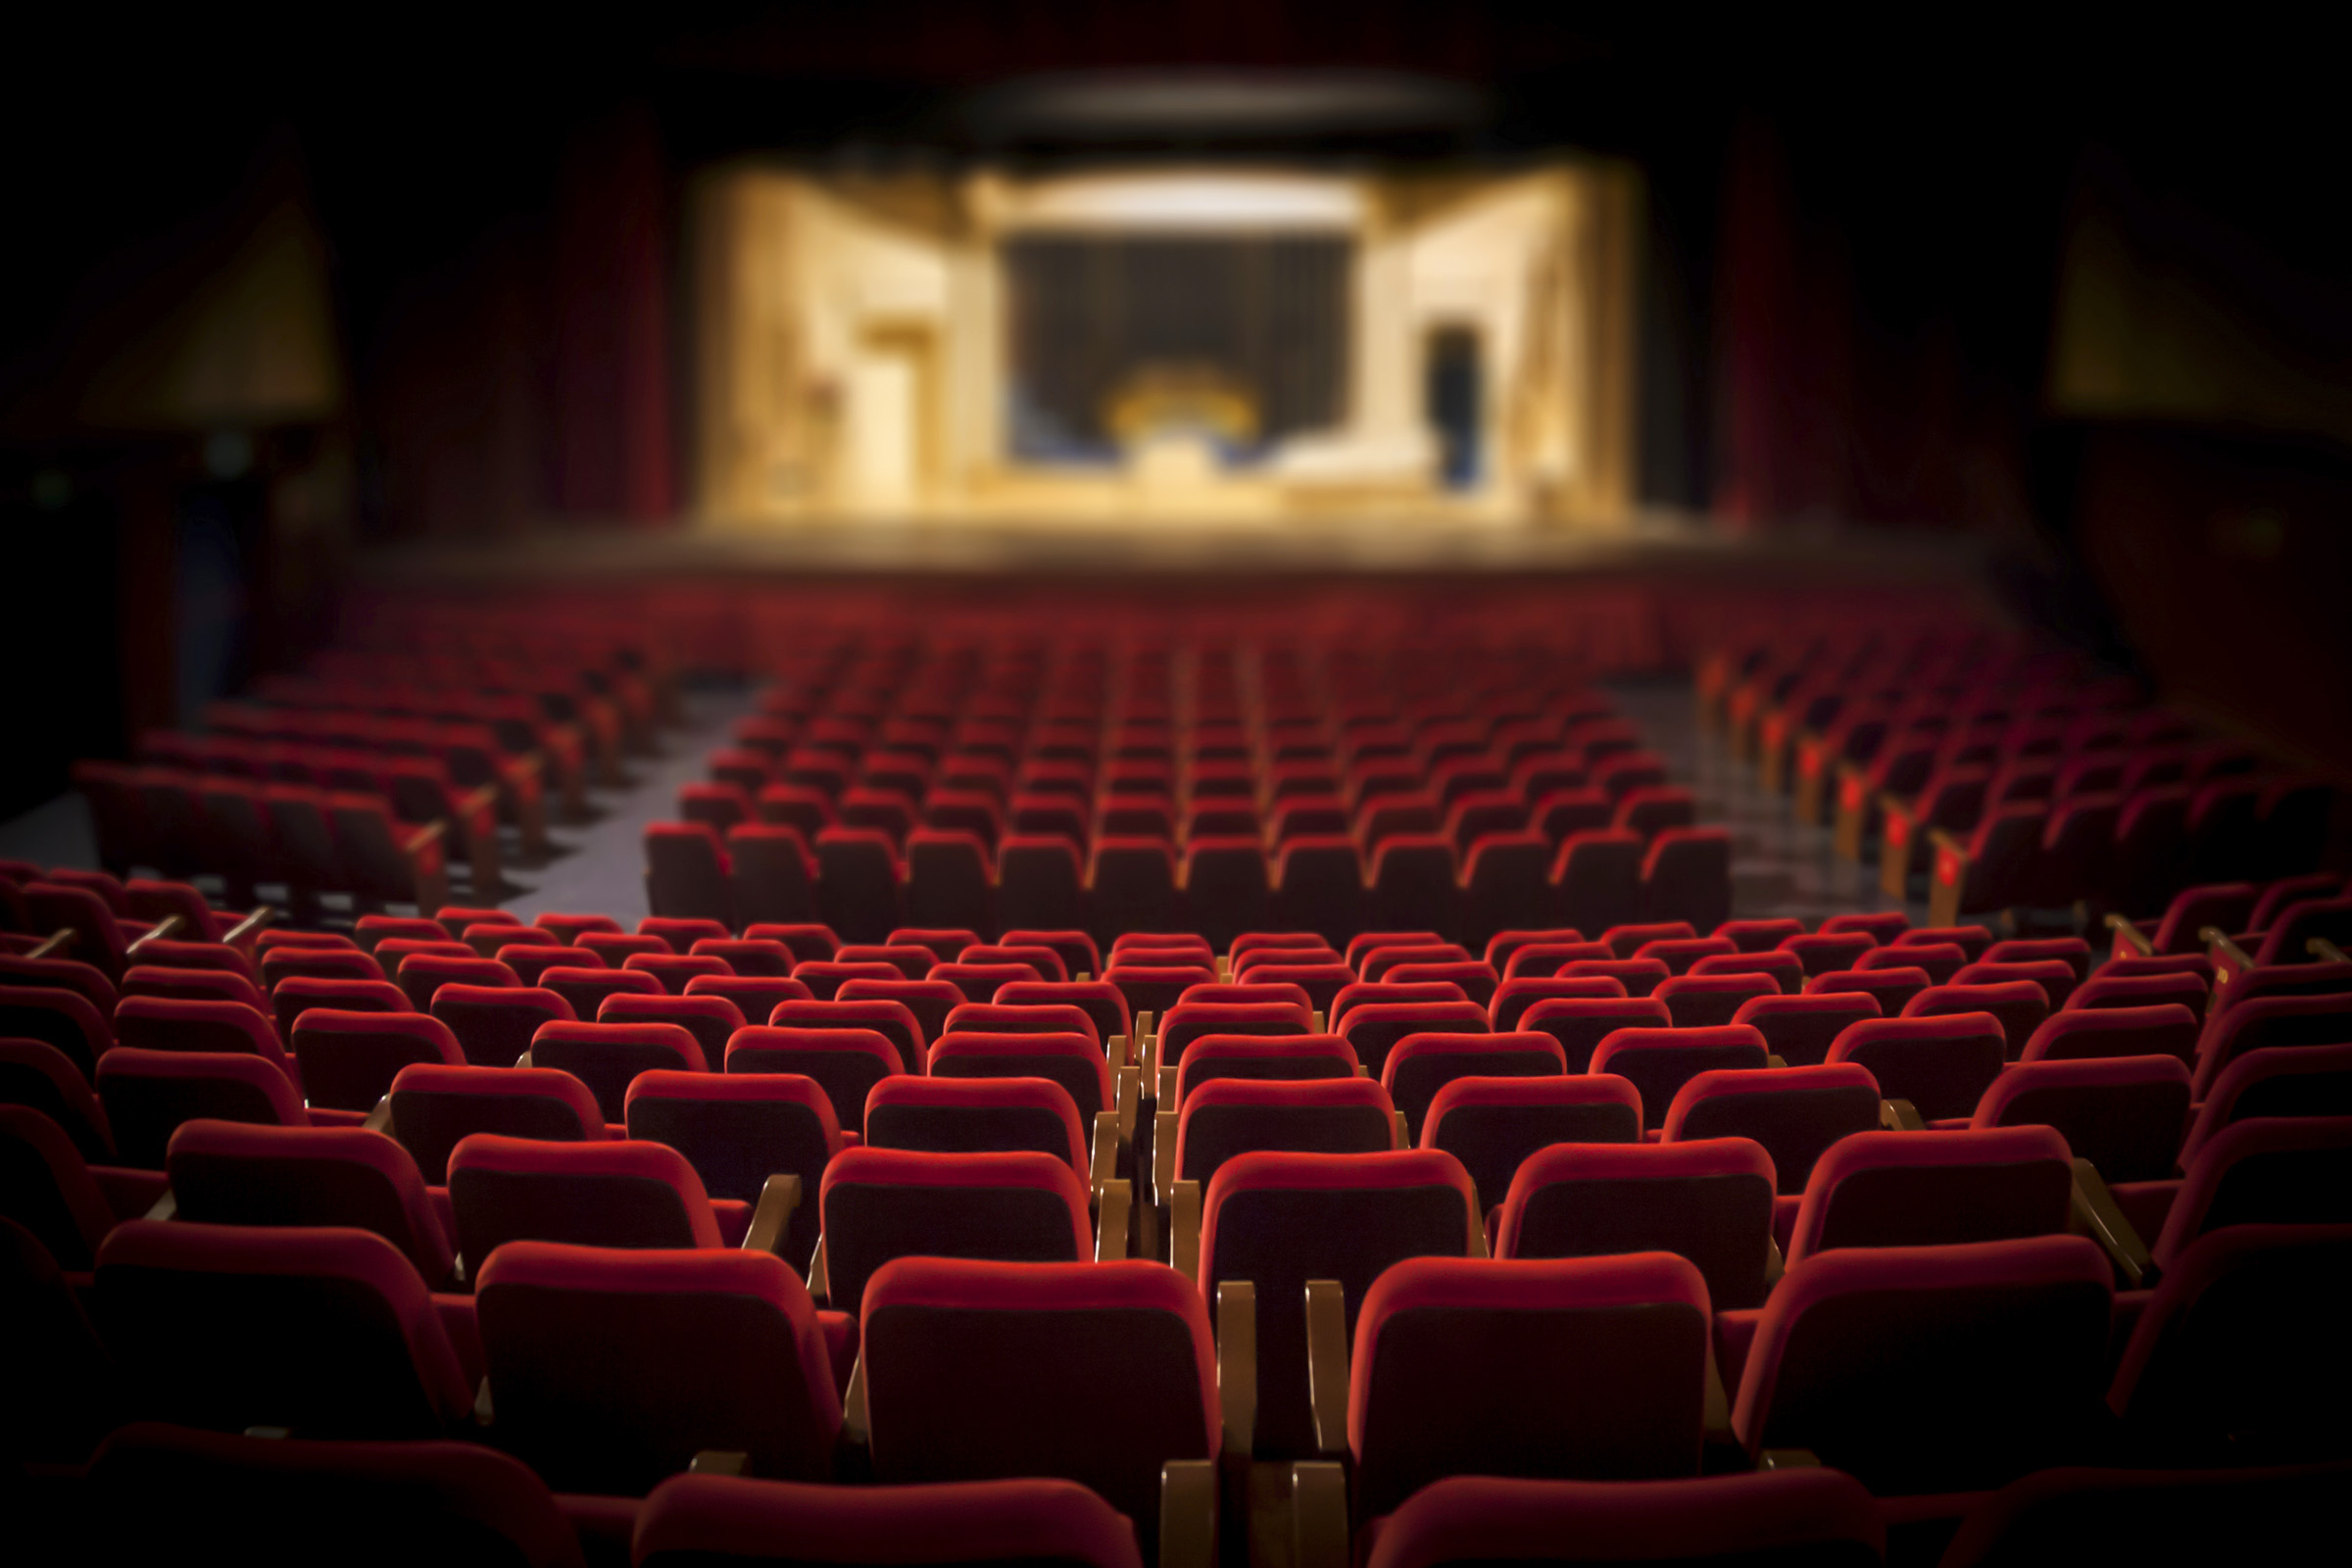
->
726, 1027, 905, 1136
1786, 1126, 2077, 1265
819, 1147, 1097, 1311
1589, 1026, 1771, 1134
1732, 1236, 2115, 1494
1663, 1063, 1884, 1197
1171, 1034, 1360, 1103
1806, 966, 1932, 1017
0, 1038, 116, 1162
385, 1063, 606, 1184
929, 1031, 1113, 1126
290, 1010, 466, 1113
860, 1257, 1220, 1548
1903, 980, 2048, 1060
1339, 1001, 1490, 1080
2150, 1116, 2352, 1268
864, 1074, 1089, 1171
1356, 1471, 1884, 1568
115, 995, 298, 1083
1170, 1077, 1396, 1191
476, 1240, 842, 1494
993, 979, 1131, 1046
1345, 1253, 1713, 1521
1496, 1139, 1778, 1309
1780, 931, 1875, 979
2189, 993, 2352, 1101
96, 1048, 307, 1169
647, 822, 736, 929
430, 984, 575, 1070
0, 1102, 122, 1271
1198, 1149, 1479, 1457
1655, 973, 1780, 1029
528, 1019, 705, 1121
447, 1131, 758, 1262
395, 955, 523, 1013
601, 992, 745, 1064
1827, 1011, 2007, 1121
1384, 1031, 1567, 1139
1937, 1456, 2352, 1568
164, 1119, 456, 1288
268, 974, 410, 1042
631, 1473, 1145, 1568
93, 1220, 473, 1437
1420, 1075, 1642, 1216
2179, 1043, 2352, 1166
1973, 1054, 2192, 1184
626, 1070, 838, 1270
2022, 1004, 2200, 1064
1520, 996, 1673, 1075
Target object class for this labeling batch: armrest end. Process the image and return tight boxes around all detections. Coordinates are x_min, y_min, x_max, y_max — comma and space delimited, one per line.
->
741, 1172, 802, 1257
1216, 1280, 1256, 1458
1304, 1278, 1349, 1457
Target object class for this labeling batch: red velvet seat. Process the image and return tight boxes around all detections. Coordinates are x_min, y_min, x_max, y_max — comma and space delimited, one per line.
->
1779, 932, 1875, 979
2179, 1043, 2352, 1166
114, 994, 299, 1084
942, 1001, 1101, 1050
0, 1038, 117, 1161
929, 1030, 1113, 1125
447, 1131, 742, 1262
1654, 972, 1779, 1029
1102, 961, 1213, 1019
1785, 1126, 2076, 1265
268, 974, 410, 1042
819, 1147, 1096, 1310
1348, 1253, 1713, 1521
632, 1473, 1144, 1568
93, 1220, 473, 1438
1687, 950, 1806, 996
991, 979, 1130, 1046
1952, 957, 2080, 1009
0, 1103, 125, 1270
864, 1074, 1088, 1170
1902, 980, 2047, 1060
648, 821, 737, 930
1200, 1149, 1479, 1458
1559, 956, 1672, 998
770, 998, 925, 1071
429, 984, 575, 1069
860, 1257, 1219, 1546
121, 963, 269, 1015
476, 1241, 844, 1494
394, 954, 522, 1013
2022, 1003, 2200, 1064
1338, 1001, 1488, 1080
2188, 993, 2352, 1100
2150, 1116, 2352, 1269
528, 1019, 705, 1121
165, 1119, 456, 1288
96, 1048, 307, 1169
1496, 1139, 1777, 1308
1172, 1077, 1396, 1188
2069, 969, 2210, 1020
1827, 1011, 2006, 1121
1000, 928, 1102, 984
385, 1062, 607, 1184
1172, 1034, 1359, 1104
290, 1009, 465, 1112
1499, 940, 1613, 980
626, 1070, 840, 1270
1663, 1063, 1883, 1197
1419, 1074, 1642, 1217
1357, 1471, 1883, 1568
726, 1027, 906, 1137
1938, 1455, 2352, 1568
600, 991, 744, 1064
1589, 1025, 1771, 1135
1731, 1236, 2114, 1494
1384, 1031, 1567, 1140
1805, 965, 1933, 1017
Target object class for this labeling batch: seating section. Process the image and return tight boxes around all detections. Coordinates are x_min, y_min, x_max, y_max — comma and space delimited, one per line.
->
5, 597, 2347, 1568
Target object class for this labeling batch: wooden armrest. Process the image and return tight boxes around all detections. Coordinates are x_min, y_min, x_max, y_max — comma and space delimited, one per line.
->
1703, 1348, 1735, 1448
1393, 1110, 1410, 1151
2201, 927, 2254, 979
458, 782, 501, 821
473, 1378, 495, 1426
1217, 956, 1232, 982
1095, 1180, 1131, 1261
401, 817, 448, 856
1311, 1010, 1324, 1035
1304, 1278, 1349, 1456
123, 913, 186, 956
513, 1051, 533, 1069
24, 929, 73, 959
1170, 1180, 1200, 1281
1159, 1459, 1217, 1568
1116, 1065, 1140, 1139
1876, 794, 1916, 897
1831, 762, 1869, 861
807, 1237, 829, 1299
1291, 1462, 1350, 1568
221, 905, 276, 948
1135, 1012, 1155, 1054
364, 1096, 392, 1134
2070, 1157, 2154, 1289
1880, 1099, 1925, 1131
1092, 1112, 1121, 1188
1765, 1054, 1788, 1070
1157, 1063, 1180, 1105
1758, 1448, 1821, 1469
689, 1450, 749, 1476
740, 1172, 801, 1257
841, 1355, 868, 1444
1108, 1032, 1129, 1067
2311, 938, 2349, 965
1763, 1235, 1785, 1289
1216, 1280, 1256, 1457
144, 1189, 177, 1222
1153, 1110, 1180, 1209
1926, 826, 1970, 928
1466, 1211, 1489, 1258
2104, 911, 2155, 957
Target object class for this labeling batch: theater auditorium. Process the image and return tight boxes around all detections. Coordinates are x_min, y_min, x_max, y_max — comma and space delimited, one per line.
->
4, 9, 2349, 1566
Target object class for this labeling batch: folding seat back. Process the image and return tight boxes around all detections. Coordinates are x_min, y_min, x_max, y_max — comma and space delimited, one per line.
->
625, 1069, 837, 1269
96, 1048, 307, 1169
1952, 957, 2079, 1010
1687, 950, 1805, 996
93, 1220, 472, 1438
1655, 973, 1779, 1029
1973, 1054, 2191, 1184
527, 1020, 705, 1122
449, 1131, 723, 1266
624, 954, 734, 996
1200, 1149, 1479, 1458
1787, 1126, 2077, 1264
166, 1119, 455, 1288
861, 1255, 1217, 1542
1858, 941, 1965, 987
766, 997, 925, 1070
744, 923, 841, 964
1272, 836, 1368, 947
536, 912, 624, 944
691, 938, 796, 979
1519, 996, 1671, 1074
1984, 936, 2093, 981
2251, 894, 2352, 968
2107, 1223, 2352, 1458
119, 964, 266, 1017
538, 963, 665, 1021
943, 1001, 1100, 1048
929, 1031, 1113, 1124
997, 836, 1088, 935
430, 984, 575, 1069
396, 955, 522, 1013
1826, 1011, 2006, 1121
1732, 1236, 2115, 1494
630, 1472, 1144, 1568
1559, 956, 1671, 997
1778, 932, 1875, 980
836, 943, 940, 980
1495, 1140, 1777, 1309
690, 974, 815, 1025
600, 992, 745, 1064
385, 1063, 606, 1184
477, 1241, 841, 1494
469, 923, 561, 960
1589, 1026, 1772, 1134
725, 1027, 904, 1137
1713, 917, 1808, 955
1172, 1035, 1359, 1103
1231, 960, 1352, 1014
24, 881, 134, 979
85, 1420, 587, 1568
0, 951, 121, 1017
1161, 1000, 1310, 1063
291, 1009, 466, 1112
1089, 837, 1178, 943
835, 977, 965, 1054
1499, 940, 1613, 980
1420, 1075, 1642, 1215
1805, 965, 1931, 1019
865, 1074, 1088, 1170
2022, 1003, 2200, 1064
1636, 937, 1735, 977
646, 822, 737, 929
1349, 1253, 1713, 1520
1663, 1064, 1883, 1196
1173, 1077, 1396, 1188
115, 994, 292, 1077
1112, 932, 1216, 965
1492, 976, 1626, 1032
1359, 941, 1472, 983
0, 1038, 116, 1162
2151, 1116, 2352, 1266
729, 824, 819, 927
820, 1147, 1095, 1311
931, 960, 1044, 1004
0, 985, 115, 1079
1385, 1031, 1568, 1139
1000, 928, 1102, 983
1339, 1001, 1490, 1080
270, 973, 410, 1039
2180, 1043, 2352, 1166
0, 1103, 117, 1269
1902, 980, 2047, 1059
1102, 962, 1213, 1019
2192, 992, 2352, 1101
498, 946, 598, 988
2069, 970, 2209, 1020
1641, 828, 1733, 930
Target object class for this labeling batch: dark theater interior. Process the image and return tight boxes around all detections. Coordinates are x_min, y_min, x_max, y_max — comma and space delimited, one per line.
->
5, 7, 2351, 1564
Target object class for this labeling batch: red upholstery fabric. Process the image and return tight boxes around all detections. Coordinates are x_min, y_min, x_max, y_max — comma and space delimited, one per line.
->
1589, 1026, 1771, 1134
528, 1019, 705, 1121
1786, 1125, 2076, 1265
1495, 1139, 1779, 1307
96, 1048, 306, 1169
1663, 1063, 1884, 1196
928, 1031, 1113, 1124
385, 1063, 606, 1184
2151, 1116, 2352, 1267
631, 1474, 1143, 1568
447, 1130, 722, 1260
1972, 1054, 2192, 1183
864, 1074, 1089, 1171
1358, 1471, 1882, 1568
819, 1147, 1094, 1309
289, 1009, 464, 1113
165, 1118, 455, 1287
2022, 1004, 2200, 1064
1174, 1076, 1396, 1185
1826, 1011, 2006, 1121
